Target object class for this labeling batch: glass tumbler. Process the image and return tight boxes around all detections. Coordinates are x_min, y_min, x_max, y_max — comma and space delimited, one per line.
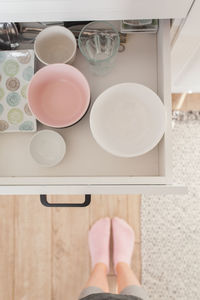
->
78, 21, 120, 75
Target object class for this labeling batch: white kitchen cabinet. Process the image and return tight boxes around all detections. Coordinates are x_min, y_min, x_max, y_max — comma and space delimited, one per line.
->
0, 20, 187, 195
0, 0, 194, 22
172, 0, 200, 93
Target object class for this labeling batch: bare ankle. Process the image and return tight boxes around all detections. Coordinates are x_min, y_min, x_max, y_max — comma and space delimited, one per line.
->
93, 262, 108, 274
116, 262, 130, 273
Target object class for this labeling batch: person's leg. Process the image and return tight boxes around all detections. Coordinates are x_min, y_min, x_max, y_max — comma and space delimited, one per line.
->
116, 262, 140, 293
84, 263, 109, 291
112, 217, 149, 299
117, 263, 149, 299
79, 218, 110, 299
79, 263, 109, 299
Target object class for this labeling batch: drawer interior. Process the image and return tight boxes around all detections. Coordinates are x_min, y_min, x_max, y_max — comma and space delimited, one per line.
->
0, 20, 172, 185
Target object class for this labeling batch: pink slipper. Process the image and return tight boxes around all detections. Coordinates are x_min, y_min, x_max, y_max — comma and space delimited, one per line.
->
112, 217, 135, 271
88, 217, 111, 272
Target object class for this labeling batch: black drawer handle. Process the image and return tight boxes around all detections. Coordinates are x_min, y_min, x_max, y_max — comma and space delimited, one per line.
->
40, 194, 91, 207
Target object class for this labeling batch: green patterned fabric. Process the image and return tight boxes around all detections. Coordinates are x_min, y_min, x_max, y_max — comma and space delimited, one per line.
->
0, 50, 36, 132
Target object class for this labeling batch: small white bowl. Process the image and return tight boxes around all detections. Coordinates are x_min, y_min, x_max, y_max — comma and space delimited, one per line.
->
30, 130, 66, 167
34, 25, 77, 66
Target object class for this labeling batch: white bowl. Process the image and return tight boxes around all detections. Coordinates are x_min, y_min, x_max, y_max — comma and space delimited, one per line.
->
90, 83, 166, 157
30, 130, 66, 167
34, 26, 77, 66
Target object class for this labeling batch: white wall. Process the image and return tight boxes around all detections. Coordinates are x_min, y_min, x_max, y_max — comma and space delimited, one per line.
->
171, 0, 200, 93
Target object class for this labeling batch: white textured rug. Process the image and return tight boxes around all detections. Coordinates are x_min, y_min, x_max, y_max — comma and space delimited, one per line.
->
141, 119, 200, 300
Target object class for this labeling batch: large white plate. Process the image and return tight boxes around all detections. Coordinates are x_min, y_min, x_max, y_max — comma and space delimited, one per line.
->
90, 83, 166, 157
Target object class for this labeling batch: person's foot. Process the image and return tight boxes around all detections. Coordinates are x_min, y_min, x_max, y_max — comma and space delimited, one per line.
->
112, 217, 135, 271
88, 217, 111, 272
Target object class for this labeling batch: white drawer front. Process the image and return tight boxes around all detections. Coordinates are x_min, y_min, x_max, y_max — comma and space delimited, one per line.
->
0, 0, 194, 22
0, 185, 187, 195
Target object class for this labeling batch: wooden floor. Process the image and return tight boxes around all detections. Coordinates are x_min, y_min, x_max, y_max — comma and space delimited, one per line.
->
0, 194, 141, 300
172, 93, 200, 111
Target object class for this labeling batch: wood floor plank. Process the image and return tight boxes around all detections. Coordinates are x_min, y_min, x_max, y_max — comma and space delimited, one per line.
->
0, 196, 15, 300
172, 93, 200, 111
132, 243, 142, 283
107, 276, 117, 294
127, 195, 142, 282
14, 195, 52, 300
127, 195, 141, 243
51, 195, 90, 300
89, 195, 129, 223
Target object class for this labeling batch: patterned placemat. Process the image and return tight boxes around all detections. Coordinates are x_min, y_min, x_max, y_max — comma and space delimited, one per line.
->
0, 50, 37, 132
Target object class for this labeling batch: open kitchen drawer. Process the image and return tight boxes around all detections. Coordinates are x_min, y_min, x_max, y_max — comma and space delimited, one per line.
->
0, 20, 186, 194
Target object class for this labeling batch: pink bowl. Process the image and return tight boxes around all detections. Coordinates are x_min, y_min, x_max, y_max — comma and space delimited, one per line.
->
28, 64, 90, 127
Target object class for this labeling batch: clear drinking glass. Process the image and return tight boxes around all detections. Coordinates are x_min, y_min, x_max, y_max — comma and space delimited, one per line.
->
78, 21, 120, 75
